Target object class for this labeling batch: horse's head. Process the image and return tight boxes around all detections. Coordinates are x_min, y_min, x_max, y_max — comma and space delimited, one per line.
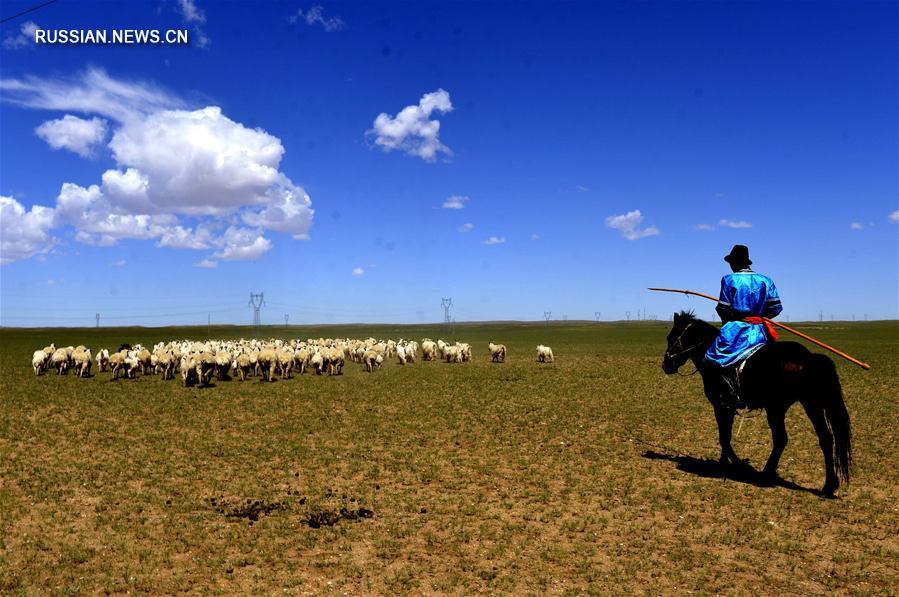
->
662, 311, 708, 374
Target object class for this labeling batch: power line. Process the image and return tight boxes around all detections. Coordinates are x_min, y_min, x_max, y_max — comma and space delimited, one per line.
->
544, 311, 552, 326
1, 0, 57, 24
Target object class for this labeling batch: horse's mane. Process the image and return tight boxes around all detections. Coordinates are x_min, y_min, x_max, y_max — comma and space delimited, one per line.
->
676, 310, 718, 336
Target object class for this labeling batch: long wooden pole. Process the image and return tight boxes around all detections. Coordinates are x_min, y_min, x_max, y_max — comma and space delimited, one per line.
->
648, 287, 871, 370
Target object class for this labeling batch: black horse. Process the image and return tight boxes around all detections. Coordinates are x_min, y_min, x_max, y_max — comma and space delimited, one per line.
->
662, 311, 851, 496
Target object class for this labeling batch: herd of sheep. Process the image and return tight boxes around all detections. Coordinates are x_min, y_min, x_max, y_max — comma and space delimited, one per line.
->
30, 338, 555, 386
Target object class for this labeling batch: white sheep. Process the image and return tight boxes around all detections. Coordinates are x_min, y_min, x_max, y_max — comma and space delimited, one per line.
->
488, 342, 507, 363
310, 351, 324, 375
32, 350, 48, 375
110, 351, 127, 380
362, 350, 382, 372
444, 345, 463, 363
325, 348, 344, 375
536, 345, 554, 363
72, 348, 92, 378
95, 348, 110, 372
421, 340, 437, 361
233, 353, 252, 381
50, 348, 69, 375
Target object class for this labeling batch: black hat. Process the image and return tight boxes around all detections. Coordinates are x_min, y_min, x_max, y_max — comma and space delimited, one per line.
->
724, 244, 752, 266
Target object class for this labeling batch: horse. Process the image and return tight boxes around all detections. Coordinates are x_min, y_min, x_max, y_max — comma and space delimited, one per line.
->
661, 311, 851, 496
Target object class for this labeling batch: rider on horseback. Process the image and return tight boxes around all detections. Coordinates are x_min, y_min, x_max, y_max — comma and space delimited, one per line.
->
705, 245, 782, 409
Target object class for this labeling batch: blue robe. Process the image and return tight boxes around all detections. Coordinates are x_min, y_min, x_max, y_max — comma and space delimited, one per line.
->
705, 269, 783, 367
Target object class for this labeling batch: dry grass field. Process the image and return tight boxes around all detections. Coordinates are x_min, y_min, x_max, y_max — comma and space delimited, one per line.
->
1, 321, 896, 594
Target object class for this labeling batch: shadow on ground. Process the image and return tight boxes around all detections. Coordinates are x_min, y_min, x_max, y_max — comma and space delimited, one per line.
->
641, 450, 825, 497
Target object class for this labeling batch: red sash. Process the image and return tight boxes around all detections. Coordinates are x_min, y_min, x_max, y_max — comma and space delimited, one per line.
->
744, 316, 778, 341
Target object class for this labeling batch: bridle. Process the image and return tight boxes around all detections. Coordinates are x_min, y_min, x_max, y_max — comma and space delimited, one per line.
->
664, 322, 707, 361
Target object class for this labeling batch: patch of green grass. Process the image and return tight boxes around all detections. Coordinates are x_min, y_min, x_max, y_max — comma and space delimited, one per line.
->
0, 320, 897, 593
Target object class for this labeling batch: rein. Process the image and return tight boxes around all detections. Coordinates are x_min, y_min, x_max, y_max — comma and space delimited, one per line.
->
665, 322, 707, 376
665, 323, 707, 360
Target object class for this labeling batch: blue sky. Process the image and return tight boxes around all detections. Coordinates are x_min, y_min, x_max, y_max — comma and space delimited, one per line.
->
1, 0, 896, 326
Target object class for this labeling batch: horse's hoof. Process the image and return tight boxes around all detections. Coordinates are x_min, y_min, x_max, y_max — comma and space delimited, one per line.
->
822, 480, 839, 497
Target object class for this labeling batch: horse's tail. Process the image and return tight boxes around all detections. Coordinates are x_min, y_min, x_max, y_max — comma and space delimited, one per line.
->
810, 354, 852, 483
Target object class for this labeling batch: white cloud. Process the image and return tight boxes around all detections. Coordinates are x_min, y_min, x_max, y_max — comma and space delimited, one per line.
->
718, 218, 752, 229
576, 185, 589, 192
694, 223, 715, 231
442, 195, 469, 209
106, 106, 313, 237
36, 115, 108, 157
889, 210, 899, 224
175, 0, 210, 48
212, 227, 272, 261
111, 259, 127, 266
101, 167, 152, 212
194, 258, 217, 269
156, 224, 214, 249
352, 266, 365, 276
604, 210, 660, 240
3, 21, 39, 50
530, 233, 540, 240
0, 67, 183, 122
483, 236, 506, 245
458, 222, 474, 233
0, 196, 56, 264
289, 5, 345, 31
1, 69, 314, 265
849, 222, 864, 230
368, 89, 453, 162
178, 0, 206, 23
240, 181, 313, 240
53, 182, 178, 245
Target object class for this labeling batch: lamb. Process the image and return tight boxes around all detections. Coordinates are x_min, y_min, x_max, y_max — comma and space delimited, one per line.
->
194, 352, 216, 386
137, 348, 153, 375
233, 353, 252, 381
488, 342, 507, 363
32, 350, 48, 375
256, 348, 276, 381
95, 348, 110, 372
156, 351, 175, 380
421, 340, 437, 361
310, 351, 324, 375
325, 348, 344, 375
536, 345, 554, 363
72, 347, 92, 378
276, 347, 294, 379
181, 355, 197, 386
444, 345, 463, 363
362, 350, 382, 372
294, 348, 309, 374
110, 351, 127, 380
396, 344, 408, 365
124, 354, 142, 378
50, 348, 69, 375
215, 352, 232, 380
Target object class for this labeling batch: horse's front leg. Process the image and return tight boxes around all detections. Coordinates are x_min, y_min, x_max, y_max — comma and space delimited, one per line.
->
713, 405, 743, 467
762, 406, 788, 482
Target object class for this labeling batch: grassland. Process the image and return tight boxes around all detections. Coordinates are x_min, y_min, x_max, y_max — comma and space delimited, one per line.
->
1, 321, 897, 594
